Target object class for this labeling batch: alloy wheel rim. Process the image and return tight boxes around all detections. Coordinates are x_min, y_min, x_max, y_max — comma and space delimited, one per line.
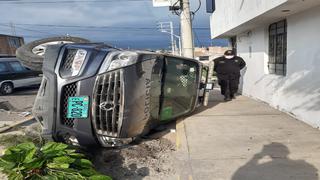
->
32, 41, 74, 56
3, 85, 12, 93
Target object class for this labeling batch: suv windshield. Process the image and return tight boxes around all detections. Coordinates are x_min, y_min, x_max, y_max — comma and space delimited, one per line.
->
160, 57, 199, 121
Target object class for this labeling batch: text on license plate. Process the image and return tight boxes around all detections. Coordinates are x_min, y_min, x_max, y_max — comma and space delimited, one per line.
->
67, 96, 89, 118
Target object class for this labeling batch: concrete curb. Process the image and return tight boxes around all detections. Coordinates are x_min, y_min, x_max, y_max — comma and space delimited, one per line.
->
176, 118, 195, 180
176, 119, 188, 152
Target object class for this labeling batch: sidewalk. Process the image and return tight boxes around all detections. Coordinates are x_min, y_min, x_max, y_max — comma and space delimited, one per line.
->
175, 90, 320, 180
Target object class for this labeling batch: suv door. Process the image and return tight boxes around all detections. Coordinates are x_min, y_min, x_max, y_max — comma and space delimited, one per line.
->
160, 56, 199, 121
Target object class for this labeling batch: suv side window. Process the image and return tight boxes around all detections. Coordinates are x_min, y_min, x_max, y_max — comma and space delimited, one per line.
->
9, 61, 27, 72
0, 62, 10, 74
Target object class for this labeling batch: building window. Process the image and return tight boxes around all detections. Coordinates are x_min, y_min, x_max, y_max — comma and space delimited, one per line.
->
206, 0, 216, 13
268, 20, 287, 76
8, 37, 22, 48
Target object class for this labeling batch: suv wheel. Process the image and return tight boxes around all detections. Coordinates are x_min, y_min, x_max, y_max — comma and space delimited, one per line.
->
16, 36, 90, 71
1, 83, 13, 95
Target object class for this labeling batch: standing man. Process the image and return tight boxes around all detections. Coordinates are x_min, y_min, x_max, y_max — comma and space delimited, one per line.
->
213, 50, 246, 101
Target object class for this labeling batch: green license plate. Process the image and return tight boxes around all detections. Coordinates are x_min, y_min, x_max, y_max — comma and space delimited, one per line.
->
67, 96, 89, 119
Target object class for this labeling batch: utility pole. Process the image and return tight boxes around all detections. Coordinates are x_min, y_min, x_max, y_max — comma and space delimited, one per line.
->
153, 0, 193, 57
158, 21, 182, 56
180, 0, 194, 58
10, 22, 16, 36
169, 21, 174, 55
158, 22, 175, 54
176, 35, 182, 56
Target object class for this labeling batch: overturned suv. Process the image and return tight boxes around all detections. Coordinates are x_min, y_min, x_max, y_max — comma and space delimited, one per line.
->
33, 43, 212, 147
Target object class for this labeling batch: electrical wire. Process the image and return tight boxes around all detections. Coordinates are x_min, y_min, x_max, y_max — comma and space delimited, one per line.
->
0, 0, 149, 4
0, 24, 60, 36
0, 24, 178, 38
191, 0, 204, 46
191, 0, 201, 21
179, 7, 204, 47
193, 0, 202, 14
0, 22, 210, 30
170, 0, 205, 47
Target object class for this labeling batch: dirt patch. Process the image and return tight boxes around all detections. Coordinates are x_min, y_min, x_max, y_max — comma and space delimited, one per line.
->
0, 87, 37, 112
89, 138, 176, 180
0, 123, 42, 147
0, 101, 19, 112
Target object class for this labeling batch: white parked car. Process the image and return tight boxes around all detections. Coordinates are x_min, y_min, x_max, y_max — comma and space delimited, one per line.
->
0, 57, 42, 94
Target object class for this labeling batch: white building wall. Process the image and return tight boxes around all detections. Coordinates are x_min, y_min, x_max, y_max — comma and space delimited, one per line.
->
238, 6, 320, 128
210, 0, 288, 38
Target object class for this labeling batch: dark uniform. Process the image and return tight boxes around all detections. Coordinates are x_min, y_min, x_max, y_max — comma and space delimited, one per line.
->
213, 51, 246, 100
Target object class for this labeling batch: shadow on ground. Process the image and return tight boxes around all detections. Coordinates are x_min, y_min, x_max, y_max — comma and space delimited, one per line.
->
232, 142, 318, 180
191, 89, 226, 116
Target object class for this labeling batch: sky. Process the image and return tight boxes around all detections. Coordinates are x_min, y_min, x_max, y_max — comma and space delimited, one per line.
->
0, 0, 228, 49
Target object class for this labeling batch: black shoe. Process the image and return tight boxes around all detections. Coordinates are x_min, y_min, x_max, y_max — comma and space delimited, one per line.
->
224, 97, 231, 101
230, 94, 236, 99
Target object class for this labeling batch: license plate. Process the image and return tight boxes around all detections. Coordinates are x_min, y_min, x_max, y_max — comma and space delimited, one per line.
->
67, 96, 89, 119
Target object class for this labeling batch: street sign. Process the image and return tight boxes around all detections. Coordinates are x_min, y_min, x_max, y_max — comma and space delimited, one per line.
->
152, 0, 179, 7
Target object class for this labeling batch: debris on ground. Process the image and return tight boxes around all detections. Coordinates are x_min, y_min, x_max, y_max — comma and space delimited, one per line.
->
90, 138, 177, 180
0, 101, 19, 112
0, 116, 36, 133
0, 101, 34, 129
19, 111, 32, 117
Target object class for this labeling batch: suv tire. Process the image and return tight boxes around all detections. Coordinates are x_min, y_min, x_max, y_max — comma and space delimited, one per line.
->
16, 36, 90, 71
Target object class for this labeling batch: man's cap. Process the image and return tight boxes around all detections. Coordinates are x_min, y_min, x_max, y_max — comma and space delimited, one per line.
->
224, 50, 235, 56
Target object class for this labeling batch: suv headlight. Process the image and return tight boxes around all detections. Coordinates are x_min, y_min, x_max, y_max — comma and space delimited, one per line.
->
71, 49, 87, 76
60, 49, 87, 78
99, 51, 139, 73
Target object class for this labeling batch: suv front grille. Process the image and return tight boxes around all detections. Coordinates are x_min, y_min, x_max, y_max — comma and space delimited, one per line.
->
92, 70, 123, 137
61, 83, 78, 128
60, 49, 77, 78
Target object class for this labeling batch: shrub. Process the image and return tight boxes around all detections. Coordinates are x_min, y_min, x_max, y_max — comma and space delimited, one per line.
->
0, 142, 111, 180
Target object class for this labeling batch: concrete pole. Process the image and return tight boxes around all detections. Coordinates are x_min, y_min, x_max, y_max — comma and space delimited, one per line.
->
204, 61, 214, 106
10, 22, 16, 36
180, 0, 194, 58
